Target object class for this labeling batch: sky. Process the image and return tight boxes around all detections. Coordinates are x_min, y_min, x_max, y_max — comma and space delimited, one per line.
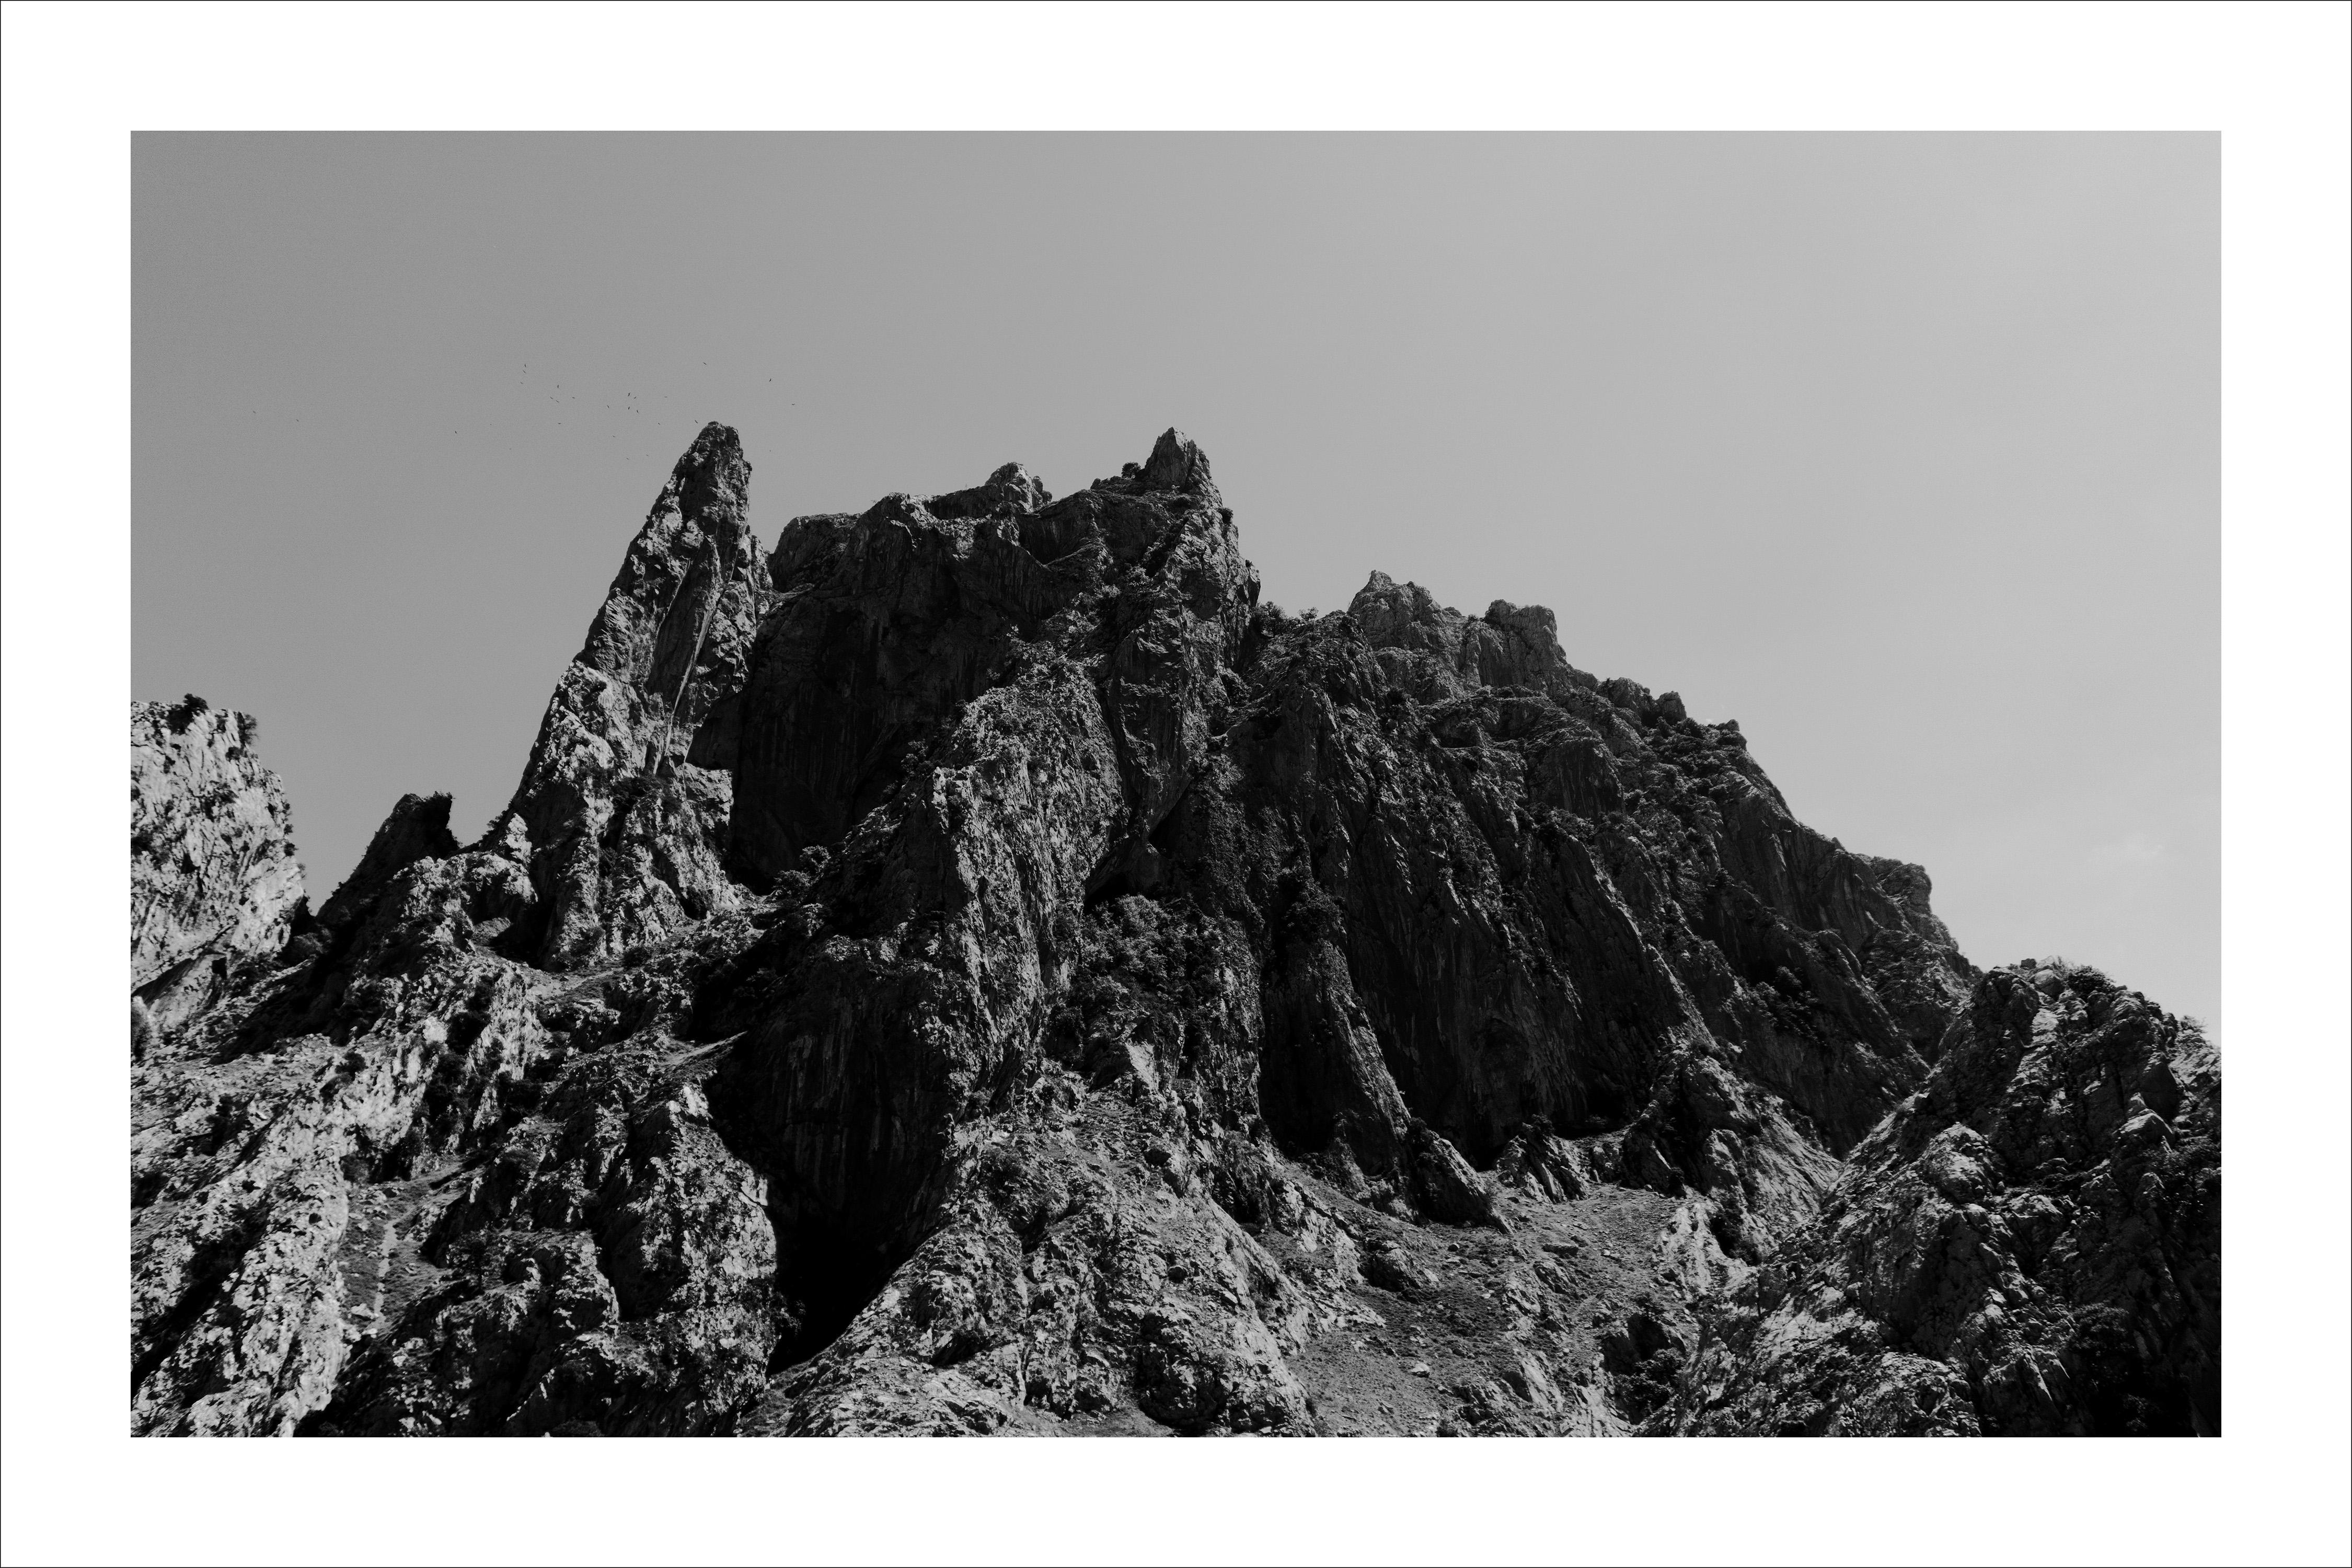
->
132, 133, 2218, 1030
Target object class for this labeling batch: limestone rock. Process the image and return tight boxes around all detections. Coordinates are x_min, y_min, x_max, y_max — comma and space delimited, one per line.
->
131, 696, 306, 1038
1671, 963, 2220, 1435
500, 421, 770, 969
312, 792, 459, 937
127, 424, 2219, 1439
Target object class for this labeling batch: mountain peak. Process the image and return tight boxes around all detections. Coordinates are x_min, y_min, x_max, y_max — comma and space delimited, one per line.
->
126, 425, 2219, 1442
1142, 426, 1214, 497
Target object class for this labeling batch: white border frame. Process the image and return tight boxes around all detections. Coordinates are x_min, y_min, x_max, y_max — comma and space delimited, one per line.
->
5, 5, 2345, 1565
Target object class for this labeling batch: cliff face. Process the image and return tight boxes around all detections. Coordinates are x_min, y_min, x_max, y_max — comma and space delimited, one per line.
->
128, 424, 2219, 1437
131, 696, 307, 1043
502, 421, 770, 970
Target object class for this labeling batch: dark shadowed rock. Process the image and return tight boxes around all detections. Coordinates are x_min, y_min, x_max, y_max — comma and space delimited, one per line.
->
314, 793, 459, 934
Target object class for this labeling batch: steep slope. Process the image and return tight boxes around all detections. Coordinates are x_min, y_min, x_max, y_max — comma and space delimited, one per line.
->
129, 424, 2219, 1437
501, 420, 771, 969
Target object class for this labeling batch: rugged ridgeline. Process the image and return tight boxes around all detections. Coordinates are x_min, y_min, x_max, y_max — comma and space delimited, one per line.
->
129, 424, 2220, 1437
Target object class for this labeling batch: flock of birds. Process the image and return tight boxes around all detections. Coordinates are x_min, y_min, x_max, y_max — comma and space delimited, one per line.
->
513, 361, 788, 457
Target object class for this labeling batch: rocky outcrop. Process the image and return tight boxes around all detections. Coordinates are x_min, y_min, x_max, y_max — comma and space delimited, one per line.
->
131, 696, 306, 1042
499, 421, 771, 970
1671, 962, 2220, 1435
129, 424, 2218, 1437
128, 426, 768, 1436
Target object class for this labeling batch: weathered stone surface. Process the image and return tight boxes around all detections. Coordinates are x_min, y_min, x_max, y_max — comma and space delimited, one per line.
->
499, 420, 770, 969
310, 792, 458, 937
1671, 962, 2220, 1436
128, 424, 2218, 1438
131, 696, 306, 1040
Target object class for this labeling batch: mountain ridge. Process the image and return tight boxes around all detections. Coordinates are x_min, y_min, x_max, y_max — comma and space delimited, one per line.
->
128, 423, 2220, 1436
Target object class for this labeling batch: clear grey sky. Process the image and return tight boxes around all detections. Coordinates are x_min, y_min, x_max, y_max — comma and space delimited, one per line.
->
132, 133, 2218, 1029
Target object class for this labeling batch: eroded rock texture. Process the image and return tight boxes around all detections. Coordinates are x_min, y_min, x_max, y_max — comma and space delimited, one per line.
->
129, 424, 2219, 1437
132, 696, 307, 1042
1672, 962, 2221, 1435
502, 420, 770, 970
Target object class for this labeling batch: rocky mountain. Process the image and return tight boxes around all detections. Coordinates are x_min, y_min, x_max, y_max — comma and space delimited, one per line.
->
129, 424, 2220, 1436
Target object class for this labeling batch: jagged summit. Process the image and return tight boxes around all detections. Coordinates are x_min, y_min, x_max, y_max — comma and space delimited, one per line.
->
925, 461, 1052, 520
1139, 426, 1215, 497
574, 420, 757, 689
1347, 569, 1593, 706
128, 423, 2219, 1438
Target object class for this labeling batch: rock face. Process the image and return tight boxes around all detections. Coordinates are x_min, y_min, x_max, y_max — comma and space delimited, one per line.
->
501, 421, 770, 970
1672, 961, 2221, 1435
129, 425, 2220, 1437
132, 696, 306, 1042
